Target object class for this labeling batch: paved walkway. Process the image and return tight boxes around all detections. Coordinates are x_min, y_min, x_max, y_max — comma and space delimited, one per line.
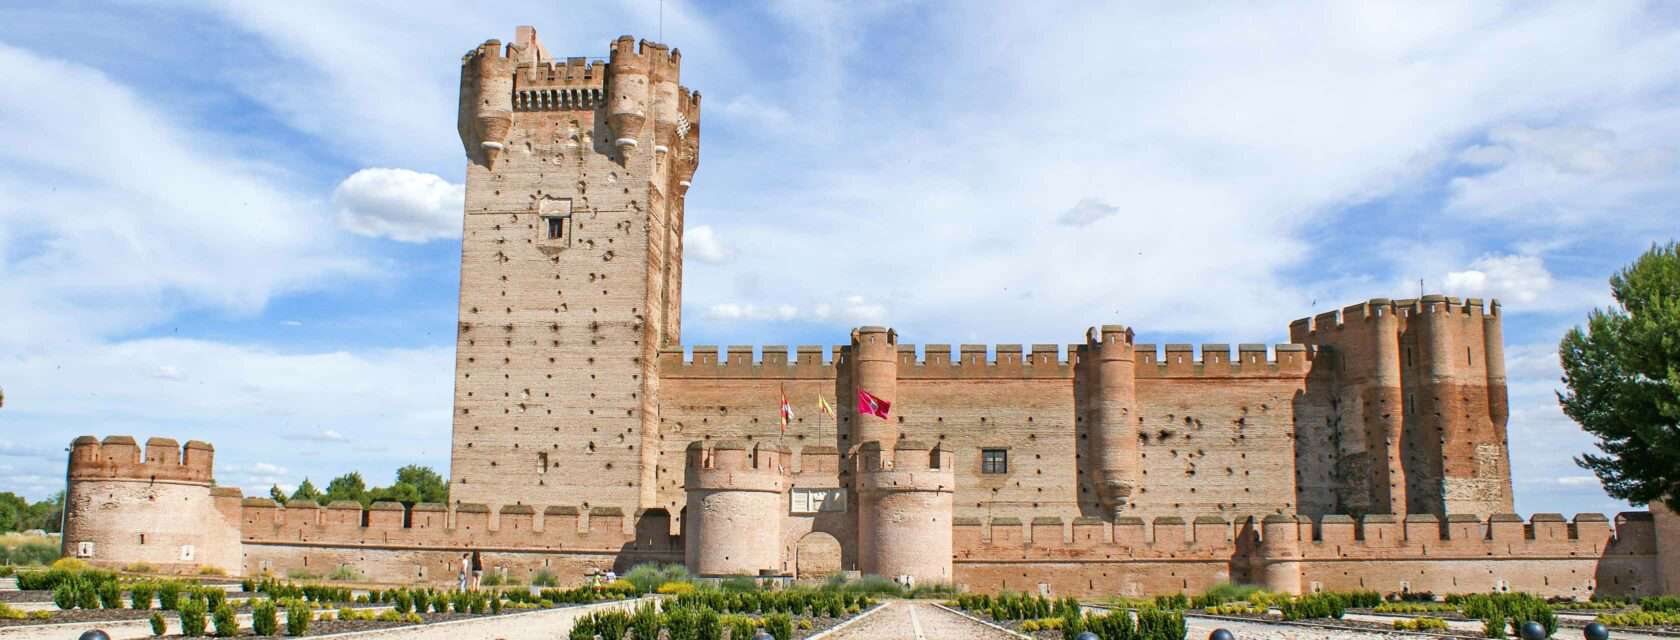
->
820, 601, 1022, 640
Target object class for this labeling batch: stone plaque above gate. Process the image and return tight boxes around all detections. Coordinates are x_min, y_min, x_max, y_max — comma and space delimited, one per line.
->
790, 488, 847, 514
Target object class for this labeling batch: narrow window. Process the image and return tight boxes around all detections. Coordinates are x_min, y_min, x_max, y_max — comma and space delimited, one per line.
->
537, 452, 549, 474
547, 217, 565, 240
1467, 347, 1473, 366
981, 448, 1008, 474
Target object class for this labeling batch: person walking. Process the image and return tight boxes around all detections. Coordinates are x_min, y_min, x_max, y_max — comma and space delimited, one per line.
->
458, 552, 470, 592
470, 550, 484, 590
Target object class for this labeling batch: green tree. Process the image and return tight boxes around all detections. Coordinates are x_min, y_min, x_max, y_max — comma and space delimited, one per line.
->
1561, 241, 1680, 510
26, 492, 63, 532
325, 472, 368, 505
289, 478, 324, 505
0, 492, 27, 532
393, 465, 448, 504
269, 485, 288, 503
368, 483, 421, 506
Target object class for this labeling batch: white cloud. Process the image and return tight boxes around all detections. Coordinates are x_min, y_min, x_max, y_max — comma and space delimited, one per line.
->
0, 42, 369, 352
1556, 476, 1600, 487
1444, 255, 1554, 304
1448, 123, 1679, 227
0, 338, 454, 501
332, 168, 464, 243
685, 225, 732, 264
702, 297, 884, 324
1434, 254, 1608, 312
1057, 198, 1121, 227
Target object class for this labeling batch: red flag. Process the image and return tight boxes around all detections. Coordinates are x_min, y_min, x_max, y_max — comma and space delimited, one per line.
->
857, 389, 891, 419
779, 385, 793, 432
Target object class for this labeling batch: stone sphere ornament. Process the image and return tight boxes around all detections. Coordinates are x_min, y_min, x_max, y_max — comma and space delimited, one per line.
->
1519, 621, 1548, 640
753, 631, 773, 640
1075, 633, 1099, 640
77, 632, 111, 640
1209, 630, 1236, 640
1584, 622, 1610, 640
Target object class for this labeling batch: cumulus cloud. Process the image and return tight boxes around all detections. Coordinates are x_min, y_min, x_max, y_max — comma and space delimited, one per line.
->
1436, 254, 1607, 312
332, 168, 464, 243
685, 225, 732, 264
1057, 198, 1121, 227
1444, 255, 1555, 304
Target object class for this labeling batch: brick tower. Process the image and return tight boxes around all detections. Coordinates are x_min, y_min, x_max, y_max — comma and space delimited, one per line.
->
449, 27, 700, 514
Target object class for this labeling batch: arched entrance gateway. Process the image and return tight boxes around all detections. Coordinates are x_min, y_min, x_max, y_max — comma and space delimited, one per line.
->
794, 532, 842, 579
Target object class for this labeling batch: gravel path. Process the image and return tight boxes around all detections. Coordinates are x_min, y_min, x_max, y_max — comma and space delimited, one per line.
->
821, 601, 1022, 640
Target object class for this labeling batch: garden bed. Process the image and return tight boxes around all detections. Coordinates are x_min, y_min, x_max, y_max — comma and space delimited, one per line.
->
0, 607, 156, 628
1192, 611, 1485, 639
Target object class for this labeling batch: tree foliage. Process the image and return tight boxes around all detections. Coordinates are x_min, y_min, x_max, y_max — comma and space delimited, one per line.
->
1561, 242, 1680, 510
288, 478, 322, 504
279, 467, 448, 507
0, 491, 63, 533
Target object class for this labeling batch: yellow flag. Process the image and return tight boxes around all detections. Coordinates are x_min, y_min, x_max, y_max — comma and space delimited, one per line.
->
817, 394, 835, 418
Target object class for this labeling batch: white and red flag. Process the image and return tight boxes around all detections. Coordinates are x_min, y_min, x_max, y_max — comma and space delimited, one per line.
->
779, 385, 794, 432
857, 389, 891, 419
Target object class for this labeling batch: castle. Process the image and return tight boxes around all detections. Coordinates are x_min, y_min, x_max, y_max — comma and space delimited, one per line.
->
62, 27, 1680, 598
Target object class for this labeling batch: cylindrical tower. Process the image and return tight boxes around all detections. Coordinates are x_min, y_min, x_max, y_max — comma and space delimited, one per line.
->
63, 435, 241, 575
1087, 325, 1139, 519
1366, 300, 1406, 515
458, 40, 514, 166
1257, 514, 1304, 595
683, 441, 788, 577
850, 326, 899, 447
856, 440, 954, 584
606, 35, 649, 156
1483, 300, 1510, 451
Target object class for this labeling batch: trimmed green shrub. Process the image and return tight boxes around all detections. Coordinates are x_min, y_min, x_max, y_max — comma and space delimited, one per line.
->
764, 612, 794, 640
96, 579, 122, 608
286, 599, 311, 636
1484, 614, 1507, 639
52, 581, 78, 610
1642, 595, 1680, 613
212, 603, 238, 637
158, 580, 183, 611
252, 599, 279, 635
532, 568, 559, 587
131, 581, 156, 609
178, 598, 208, 637
149, 611, 167, 636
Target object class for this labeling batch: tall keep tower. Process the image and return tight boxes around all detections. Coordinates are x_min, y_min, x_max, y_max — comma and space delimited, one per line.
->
450, 27, 701, 514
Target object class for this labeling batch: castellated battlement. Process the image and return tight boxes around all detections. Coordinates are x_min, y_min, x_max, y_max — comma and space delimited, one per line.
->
660, 335, 1313, 380
69, 435, 214, 484
240, 498, 678, 555
1289, 295, 1502, 339
1131, 343, 1313, 377
957, 512, 1646, 553
683, 440, 789, 493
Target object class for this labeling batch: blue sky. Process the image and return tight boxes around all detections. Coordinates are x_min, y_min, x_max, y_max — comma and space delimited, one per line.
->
1, 2, 1676, 518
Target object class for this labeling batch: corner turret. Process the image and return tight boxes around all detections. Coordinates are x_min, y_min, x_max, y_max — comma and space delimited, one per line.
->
1082, 325, 1140, 519
855, 440, 954, 584
63, 435, 241, 575
683, 441, 790, 577
850, 326, 899, 447
458, 39, 515, 167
